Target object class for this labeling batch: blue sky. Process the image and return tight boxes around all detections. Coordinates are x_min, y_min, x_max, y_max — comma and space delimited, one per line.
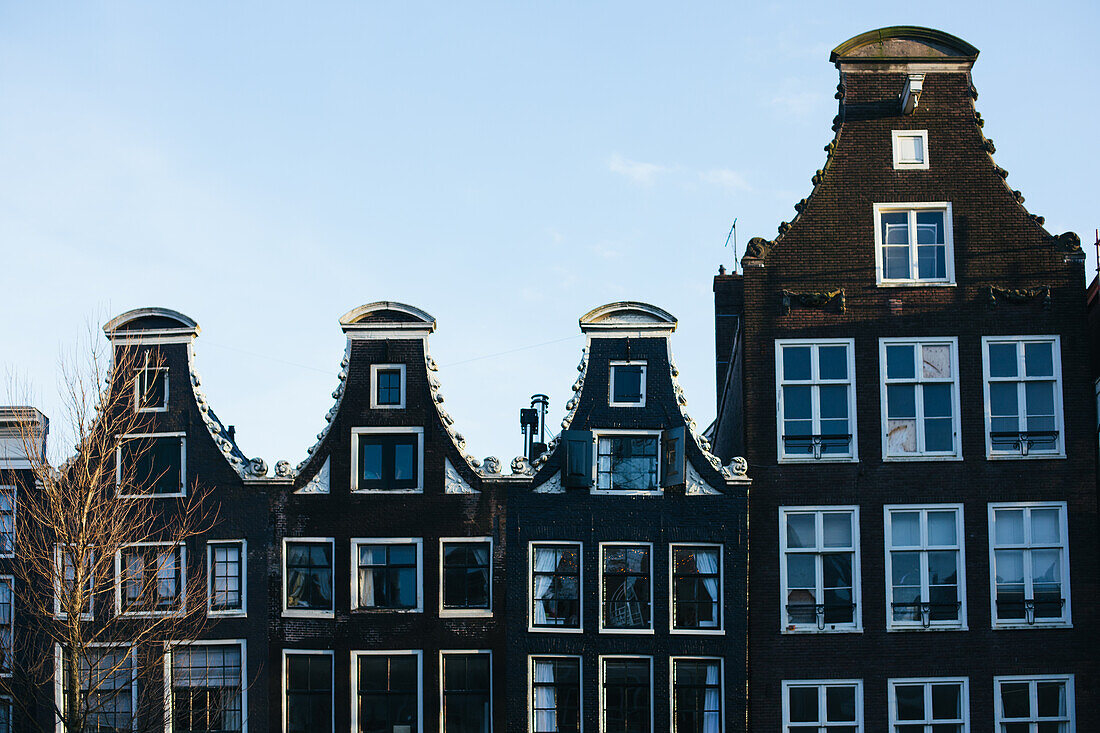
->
2, 2, 1097, 467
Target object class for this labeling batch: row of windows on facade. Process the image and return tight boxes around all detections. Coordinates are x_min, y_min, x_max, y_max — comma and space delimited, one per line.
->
776, 336, 1065, 461
20, 646, 1076, 733
779, 503, 1071, 632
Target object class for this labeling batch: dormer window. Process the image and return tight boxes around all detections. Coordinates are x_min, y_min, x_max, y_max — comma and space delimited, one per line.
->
610, 362, 647, 407
351, 428, 423, 493
595, 431, 659, 493
135, 353, 168, 412
873, 203, 954, 285
892, 130, 929, 170
371, 364, 406, 409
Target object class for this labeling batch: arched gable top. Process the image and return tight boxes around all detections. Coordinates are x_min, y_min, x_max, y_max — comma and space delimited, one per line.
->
831, 26, 979, 66
579, 302, 677, 336
339, 301, 437, 336
102, 308, 199, 338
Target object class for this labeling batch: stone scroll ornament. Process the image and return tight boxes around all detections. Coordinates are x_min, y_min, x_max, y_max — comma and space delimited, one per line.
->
986, 285, 1051, 309
780, 288, 845, 315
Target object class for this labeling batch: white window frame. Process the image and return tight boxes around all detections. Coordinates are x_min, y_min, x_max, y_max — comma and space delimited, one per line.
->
987, 502, 1071, 628
981, 336, 1065, 459
668, 543, 724, 635
599, 655, 653, 733
53, 643, 138, 733
994, 674, 1075, 732
114, 542, 186, 617
598, 541, 655, 635
134, 353, 169, 413
609, 361, 647, 408
669, 656, 724, 733
873, 202, 955, 286
0, 576, 11, 677
0, 695, 10, 733
439, 536, 492, 618
592, 429, 662, 495
884, 504, 967, 631
528, 540, 583, 634
281, 649, 334, 733
879, 337, 962, 460
282, 537, 335, 619
163, 638, 247, 733
350, 427, 425, 493
115, 432, 187, 498
53, 545, 94, 620
891, 129, 929, 170
781, 680, 864, 733
0, 486, 15, 559
207, 540, 247, 618
370, 363, 407, 410
351, 537, 424, 614
888, 677, 969, 732
440, 650, 493, 733
352, 650, 423, 733
529, 654, 583, 733
775, 339, 858, 463
779, 506, 862, 633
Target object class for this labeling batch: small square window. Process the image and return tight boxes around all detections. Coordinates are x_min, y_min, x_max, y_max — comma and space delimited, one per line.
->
783, 680, 863, 732
371, 364, 406, 409
892, 130, 929, 169
116, 544, 184, 615
441, 538, 492, 615
874, 203, 954, 284
995, 675, 1074, 731
284, 539, 334, 615
354, 539, 422, 612
889, 677, 968, 731
610, 362, 646, 407
116, 433, 186, 497
352, 429, 423, 492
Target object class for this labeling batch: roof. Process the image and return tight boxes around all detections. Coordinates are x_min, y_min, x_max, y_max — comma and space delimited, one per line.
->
579, 302, 677, 335
102, 307, 200, 336
831, 26, 979, 64
339, 301, 437, 335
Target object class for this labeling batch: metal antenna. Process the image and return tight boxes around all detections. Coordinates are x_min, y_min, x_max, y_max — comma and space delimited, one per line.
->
723, 218, 738, 272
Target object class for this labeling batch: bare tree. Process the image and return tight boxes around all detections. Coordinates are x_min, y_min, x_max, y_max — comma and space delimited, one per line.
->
2, 333, 220, 733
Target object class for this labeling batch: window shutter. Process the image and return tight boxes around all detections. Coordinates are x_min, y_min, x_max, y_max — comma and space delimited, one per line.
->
560, 430, 593, 488
661, 426, 686, 488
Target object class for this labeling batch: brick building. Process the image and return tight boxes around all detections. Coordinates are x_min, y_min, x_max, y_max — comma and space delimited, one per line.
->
712, 26, 1098, 732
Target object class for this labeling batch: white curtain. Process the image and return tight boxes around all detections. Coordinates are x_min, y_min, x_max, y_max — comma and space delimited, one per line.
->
533, 660, 556, 733
359, 568, 376, 607
704, 663, 720, 733
533, 548, 558, 625
695, 550, 720, 628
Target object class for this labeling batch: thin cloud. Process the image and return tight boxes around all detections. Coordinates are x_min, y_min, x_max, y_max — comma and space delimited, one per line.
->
700, 168, 752, 192
608, 153, 668, 185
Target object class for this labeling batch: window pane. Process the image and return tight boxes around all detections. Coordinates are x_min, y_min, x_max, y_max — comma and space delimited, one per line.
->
894, 685, 923, 720
361, 444, 383, 481
825, 686, 856, 721
891, 512, 920, 546
916, 211, 945, 243
1031, 509, 1060, 544
394, 444, 415, 481
995, 510, 1025, 544
786, 514, 816, 549
886, 344, 915, 379
822, 514, 852, 548
788, 687, 818, 723
1024, 342, 1054, 377
930, 683, 960, 719
818, 385, 848, 421
999, 682, 1031, 718
927, 512, 957, 545
613, 366, 644, 403
922, 345, 951, 378
783, 347, 812, 381
1036, 682, 1066, 717
818, 346, 848, 380
887, 385, 916, 419
988, 343, 1018, 378
882, 212, 909, 243
885, 246, 910, 279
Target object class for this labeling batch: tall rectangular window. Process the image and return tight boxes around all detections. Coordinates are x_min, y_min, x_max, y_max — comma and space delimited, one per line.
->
600, 544, 652, 632
135, 352, 168, 411
880, 339, 960, 458
983, 337, 1064, 457
356, 652, 421, 733
671, 545, 722, 632
55, 546, 93, 618
0, 578, 11, 673
780, 508, 860, 632
118, 544, 184, 615
441, 539, 491, 615
601, 657, 651, 733
989, 503, 1070, 626
610, 362, 647, 407
596, 434, 659, 492
355, 540, 421, 612
531, 656, 580, 733
285, 652, 332, 733
889, 678, 967, 732
168, 642, 244, 733
672, 658, 721, 733
60, 647, 135, 732
776, 340, 856, 461
995, 676, 1074, 732
783, 681, 862, 732
117, 433, 186, 496
874, 203, 954, 283
371, 364, 406, 409
284, 540, 334, 615
441, 652, 491, 733
885, 506, 965, 630
0, 697, 9, 733
353, 429, 423, 492
0, 489, 13, 557
209, 541, 245, 615
530, 542, 581, 630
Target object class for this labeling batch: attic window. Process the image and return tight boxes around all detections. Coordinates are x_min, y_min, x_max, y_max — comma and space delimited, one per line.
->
892, 130, 929, 170
371, 364, 406, 409
135, 353, 168, 412
610, 362, 646, 407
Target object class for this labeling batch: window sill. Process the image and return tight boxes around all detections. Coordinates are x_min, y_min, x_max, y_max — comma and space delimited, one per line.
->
599, 628, 655, 635
993, 621, 1072, 630
608, 401, 647, 408
117, 491, 187, 499
282, 610, 335, 619
118, 609, 185, 618
135, 406, 169, 414
670, 628, 725, 636
778, 457, 859, 465
985, 452, 1066, 461
886, 624, 968, 632
441, 609, 493, 618
351, 607, 423, 614
208, 610, 247, 619
351, 488, 424, 494
781, 626, 862, 634
875, 281, 957, 288
528, 625, 584, 634
882, 454, 963, 462
589, 489, 663, 496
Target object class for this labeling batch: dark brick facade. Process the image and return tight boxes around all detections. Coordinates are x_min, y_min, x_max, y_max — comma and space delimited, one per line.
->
713, 27, 1099, 732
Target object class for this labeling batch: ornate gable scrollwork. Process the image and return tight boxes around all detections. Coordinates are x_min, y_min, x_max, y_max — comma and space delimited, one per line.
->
744, 237, 774, 261
296, 457, 330, 494
188, 349, 250, 479
424, 349, 487, 474
293, 342, 353, 476
986, 285, 1051, 309
444, 458, 478, 494
781, 288, 846, 315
